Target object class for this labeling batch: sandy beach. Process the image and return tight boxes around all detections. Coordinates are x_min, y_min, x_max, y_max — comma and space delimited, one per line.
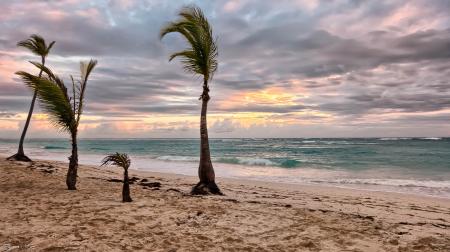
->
1, 156, 449, 251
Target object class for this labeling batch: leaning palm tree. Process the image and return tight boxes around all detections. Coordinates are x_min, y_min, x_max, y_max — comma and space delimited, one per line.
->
16, 60, 97, 190
160, 5, 221, 195
101, 153, 133, 202
7, 34, 55, 162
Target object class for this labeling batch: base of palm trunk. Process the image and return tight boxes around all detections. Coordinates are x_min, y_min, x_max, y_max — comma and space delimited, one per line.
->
123, 197, 133, 202
6, 153, 32, 162
67, 185, 77, 190
66, 163, 78, 190
122, 183, 132, 202
191, 181, 223, 195
66, 174, 77, 190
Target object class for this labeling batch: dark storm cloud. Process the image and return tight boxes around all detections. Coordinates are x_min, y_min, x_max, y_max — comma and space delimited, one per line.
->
96, 66, 187, 81
224, 28, 450, 79
121, 104, 198, 114
392, 114, 450, 124
214, 78, 292, 90
390, 29, 450, 61
319, 92, 450, 116
86, 78, 187, 103
0, 97, 31, 112
0, 81, 28, 96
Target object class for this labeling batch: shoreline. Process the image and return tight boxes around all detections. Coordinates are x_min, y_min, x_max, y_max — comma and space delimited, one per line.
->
1, 137, 449, 201
29, 155, 450, 201
1, 155, 450, 251
14, 153, 450, 200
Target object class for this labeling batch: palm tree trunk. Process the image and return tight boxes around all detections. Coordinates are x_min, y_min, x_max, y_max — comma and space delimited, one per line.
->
192, 79, 222, 195
7, 57, 45, 162
66, 131, 78, 190
122, 169, 132, 202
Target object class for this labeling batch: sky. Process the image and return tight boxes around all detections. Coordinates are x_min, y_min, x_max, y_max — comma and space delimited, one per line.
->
0, 0, 449, 138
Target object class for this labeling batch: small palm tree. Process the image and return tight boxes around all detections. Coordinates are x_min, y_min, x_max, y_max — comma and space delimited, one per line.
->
101, 153, 133, 202
160, 5, 221, 195
7, 34, 55, 162
16, 60, 97, 190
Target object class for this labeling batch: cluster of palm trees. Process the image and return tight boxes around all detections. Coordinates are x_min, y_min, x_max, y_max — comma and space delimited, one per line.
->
7, 5, 222, 196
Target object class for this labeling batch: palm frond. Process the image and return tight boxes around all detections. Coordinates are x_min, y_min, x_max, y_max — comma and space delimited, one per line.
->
29, 61, 69, 100
101, 153, 131, 170
76, 59, 97, 125
17, 34, 54, 57
80, 59, 97, 82
169, 49, 203, 74
16, 58, 96, 136
70, 75, 78, 114
160, 5, 218, 81
15, 71, 75, 133
161, 20, 189, 39
46, 41, 56, 55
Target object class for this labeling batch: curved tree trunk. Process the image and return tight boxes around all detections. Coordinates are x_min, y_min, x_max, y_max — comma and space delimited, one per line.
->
66, 131, 78, 190
191, 79, 222, 195
7, 57, 45, 162
122, 169, 132, 202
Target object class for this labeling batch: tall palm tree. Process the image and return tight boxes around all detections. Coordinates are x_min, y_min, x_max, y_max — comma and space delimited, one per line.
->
160, 5, 221, 195
101, 153, 133, 202
16, 60, 97, 190
7, 34, 55, 162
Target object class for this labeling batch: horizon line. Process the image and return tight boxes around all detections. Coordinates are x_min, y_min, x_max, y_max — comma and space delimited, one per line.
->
0, 136, 448, 140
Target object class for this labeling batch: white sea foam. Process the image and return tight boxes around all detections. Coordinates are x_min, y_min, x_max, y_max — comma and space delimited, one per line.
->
421, 137, 442, 140
158, 155, 278, 167
378, 137, 443, 141
155, 155, 198, 162
219, 139, 243, 142
378, 137, 412, 141
231, 157, 275, 166
311, 178, 450, 188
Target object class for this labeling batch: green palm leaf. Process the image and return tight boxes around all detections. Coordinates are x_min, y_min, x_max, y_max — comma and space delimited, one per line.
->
29, 61, 68, 96
15, 71, 75, 133
101, 153, 131, 169
17, 34, 55, 57
15, 59, 97, 134
160, 5, 218, 81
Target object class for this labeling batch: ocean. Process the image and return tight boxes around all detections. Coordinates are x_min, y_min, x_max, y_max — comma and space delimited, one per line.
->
1, 138, 449, 198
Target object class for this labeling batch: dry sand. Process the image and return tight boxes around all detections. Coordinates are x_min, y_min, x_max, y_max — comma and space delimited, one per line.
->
1, 156, 449, 251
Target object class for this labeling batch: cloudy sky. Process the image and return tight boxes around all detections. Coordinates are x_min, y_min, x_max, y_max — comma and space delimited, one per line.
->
0, 0, 449, 138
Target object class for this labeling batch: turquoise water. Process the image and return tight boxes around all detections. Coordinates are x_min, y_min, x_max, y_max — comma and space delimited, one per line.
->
1, 138, 449, 197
